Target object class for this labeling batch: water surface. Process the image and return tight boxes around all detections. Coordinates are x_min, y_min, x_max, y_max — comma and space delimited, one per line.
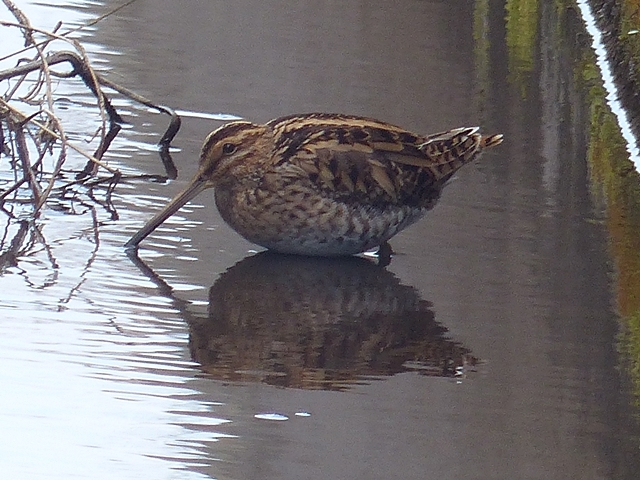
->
1, 1, 639, 479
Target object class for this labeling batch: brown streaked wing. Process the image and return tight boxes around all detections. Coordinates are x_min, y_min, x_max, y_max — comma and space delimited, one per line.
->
266, 115, 484, 207
267, 112, 413, 136
276, 143, 439, 208
267, 113, 428, 165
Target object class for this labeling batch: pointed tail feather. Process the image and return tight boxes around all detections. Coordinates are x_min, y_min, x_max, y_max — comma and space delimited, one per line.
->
481, 133, 504, 149
420, 127, 503, 183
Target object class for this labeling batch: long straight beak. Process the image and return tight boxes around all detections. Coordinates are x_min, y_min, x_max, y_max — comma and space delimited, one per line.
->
125, 177, 208, 249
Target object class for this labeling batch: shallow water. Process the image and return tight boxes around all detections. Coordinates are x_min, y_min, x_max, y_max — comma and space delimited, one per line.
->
1, 1, 640, 479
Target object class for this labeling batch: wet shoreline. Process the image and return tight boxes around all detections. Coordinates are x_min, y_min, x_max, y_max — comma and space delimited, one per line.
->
589, 0, 640, 144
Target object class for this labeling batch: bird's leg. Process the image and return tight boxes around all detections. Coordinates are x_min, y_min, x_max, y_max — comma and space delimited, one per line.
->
376, 241, 393, 267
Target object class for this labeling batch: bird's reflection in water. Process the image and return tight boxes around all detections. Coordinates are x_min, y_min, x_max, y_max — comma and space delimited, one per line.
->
128, 251, 476, 390
183, 252, 477, 390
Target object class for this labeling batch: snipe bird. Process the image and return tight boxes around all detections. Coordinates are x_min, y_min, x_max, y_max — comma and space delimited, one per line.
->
125, 113, 503, 255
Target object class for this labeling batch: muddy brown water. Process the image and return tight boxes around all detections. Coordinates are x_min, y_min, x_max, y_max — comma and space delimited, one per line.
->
1, 1, 640, 479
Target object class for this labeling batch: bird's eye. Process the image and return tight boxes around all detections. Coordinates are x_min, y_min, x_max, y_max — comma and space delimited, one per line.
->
222, 143, 237, 155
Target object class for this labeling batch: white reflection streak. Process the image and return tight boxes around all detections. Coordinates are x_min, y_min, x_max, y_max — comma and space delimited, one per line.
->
174, 110, 244, 121
577, 0, 640, 171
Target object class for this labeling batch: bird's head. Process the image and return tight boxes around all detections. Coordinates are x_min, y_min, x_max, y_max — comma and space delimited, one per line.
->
124, 121, 272, 249
195, 121, 272, 186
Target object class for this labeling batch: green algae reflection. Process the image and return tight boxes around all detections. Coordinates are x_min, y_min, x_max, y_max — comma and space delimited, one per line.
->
505, 0, 539, 96
478, 0, 640, 408
579, 7, 640, 405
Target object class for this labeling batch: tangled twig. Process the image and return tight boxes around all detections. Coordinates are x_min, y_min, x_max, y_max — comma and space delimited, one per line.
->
0, 0, 181, 231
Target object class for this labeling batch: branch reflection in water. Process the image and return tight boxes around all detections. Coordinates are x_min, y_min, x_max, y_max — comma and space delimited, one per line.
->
128, 251, 477, 391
